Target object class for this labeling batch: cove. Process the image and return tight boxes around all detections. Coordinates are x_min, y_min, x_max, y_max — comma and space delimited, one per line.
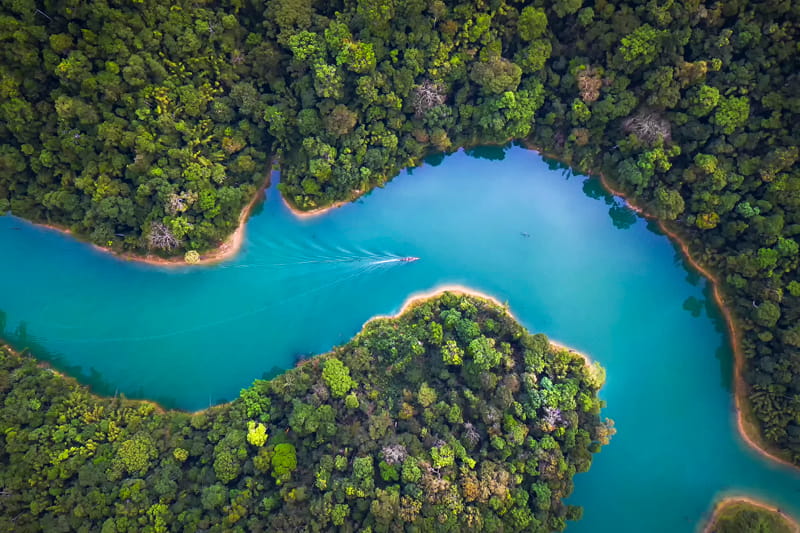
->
1, 145, 799, 531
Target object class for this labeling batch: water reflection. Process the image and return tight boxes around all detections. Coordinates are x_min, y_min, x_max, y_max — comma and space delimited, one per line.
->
0, 311, 120, 402
683, 296, 704, 317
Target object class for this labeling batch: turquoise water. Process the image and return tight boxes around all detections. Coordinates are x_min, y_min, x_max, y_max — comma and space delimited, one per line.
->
1, 145, 798, 530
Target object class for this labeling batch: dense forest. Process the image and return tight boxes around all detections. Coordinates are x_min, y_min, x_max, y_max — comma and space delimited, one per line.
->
706, 500, 798, 533
0, 292, 612, 531
0, 0, 273, 257
0, 0, 797, 476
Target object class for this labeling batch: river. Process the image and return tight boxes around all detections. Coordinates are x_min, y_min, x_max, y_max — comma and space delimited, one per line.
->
1, 145, 798, 531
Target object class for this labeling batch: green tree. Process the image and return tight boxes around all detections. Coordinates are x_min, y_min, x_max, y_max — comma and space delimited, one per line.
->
468, 336, 502, 371
116, 434, 157, 476
518, 7, 548, 41
618, 25, 663, 69
417, 382, 438, 407
322, 357, 357, 397
324, 105, 358, 136
272, 443, 298, 483
214, 450, 241, 484
345, 392, 360, 409
239, 384, 271, 421
552, 0, 583, 18
686, 85, 720, 117
247, 421, 268, 446
337, 41, 376, 74
442, 339, 464, 366
470, 57, 522, 95
713, 96, 750, 134
332, 503, 350, 526
754, 301, 780, 328
516, 39, 552, 73
652, 187, 685, 220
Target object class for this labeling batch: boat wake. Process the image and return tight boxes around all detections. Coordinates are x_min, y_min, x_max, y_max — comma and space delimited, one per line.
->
43, 251, 418, 345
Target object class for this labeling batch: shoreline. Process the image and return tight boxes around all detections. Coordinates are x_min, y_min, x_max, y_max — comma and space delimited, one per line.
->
519, 139, 796, 471
589, 167, 797, 471
278, 139, 513, 219
0, 343, 169, 416
365, 284, 597, 370
281, 195, 353, 219
701, 496, 800, 533
32, 173, 272, 268
203, 286, 598, 412
3, 287, 595, 416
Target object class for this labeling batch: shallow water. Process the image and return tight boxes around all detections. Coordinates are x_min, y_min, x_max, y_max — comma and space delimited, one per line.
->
1, 145, 798, 530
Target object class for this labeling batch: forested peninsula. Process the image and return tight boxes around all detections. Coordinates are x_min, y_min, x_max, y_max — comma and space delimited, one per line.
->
704, 498, 800, 533
0, 292, 612, 532
0, 0, 798, 478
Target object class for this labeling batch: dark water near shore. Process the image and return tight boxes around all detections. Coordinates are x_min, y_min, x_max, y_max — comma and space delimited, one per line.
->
1, 146, 798, 530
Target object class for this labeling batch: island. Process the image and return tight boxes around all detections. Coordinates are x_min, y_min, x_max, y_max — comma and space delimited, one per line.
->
0, 292, 612, 531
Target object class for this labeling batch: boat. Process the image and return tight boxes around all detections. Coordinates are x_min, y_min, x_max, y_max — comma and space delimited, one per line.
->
369, 256, 420, 265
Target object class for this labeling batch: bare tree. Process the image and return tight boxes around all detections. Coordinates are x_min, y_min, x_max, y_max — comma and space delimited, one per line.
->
622, 110, 672, 144
167, 193, 186, 215
381, 444, 408, 465
166, 191, 197, 215
147, 222, 179, 251
463, 422, 481, 447
311, 381, 330, 402
542, 406, 563, 428
576, 68, 603, 102
411, 80, 446, 117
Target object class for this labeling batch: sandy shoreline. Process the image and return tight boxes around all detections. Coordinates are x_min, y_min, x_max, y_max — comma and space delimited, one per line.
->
32, 173, 272, 268
366, 285, 597, 371
278, 138, 512, 219
281, 195, 353, 219
586, 166, 797, 471
2, 287, 596, 417
701, 496, 800, 533
516, 139, 796, 471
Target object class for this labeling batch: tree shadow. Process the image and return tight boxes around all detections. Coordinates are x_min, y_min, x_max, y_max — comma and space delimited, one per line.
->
465, 145, 508, 161
423, 152, 446, 167
679, 283, 734, 393
0, 309, 188, 407
609, 205, 637, 230
582, 177, 639, 230
582, 178, 615, 205
682, 296, 704, 318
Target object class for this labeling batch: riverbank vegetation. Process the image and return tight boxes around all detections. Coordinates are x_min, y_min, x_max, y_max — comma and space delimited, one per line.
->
705, 499, 799, 533
0, 0, 798, 463
0, 292, 612, 531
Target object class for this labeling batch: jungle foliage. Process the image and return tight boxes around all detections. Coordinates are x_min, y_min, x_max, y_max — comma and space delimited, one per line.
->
0, 0, 798, 469
0, 293, 612, 531
0, 0, 271, 253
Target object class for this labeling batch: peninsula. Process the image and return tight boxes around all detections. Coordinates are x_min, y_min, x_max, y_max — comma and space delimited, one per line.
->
704, 498, 800, 533
0, 292, 611, 531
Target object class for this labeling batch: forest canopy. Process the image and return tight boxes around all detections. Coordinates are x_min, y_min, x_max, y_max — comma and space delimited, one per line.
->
0, 292, 612, 532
